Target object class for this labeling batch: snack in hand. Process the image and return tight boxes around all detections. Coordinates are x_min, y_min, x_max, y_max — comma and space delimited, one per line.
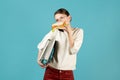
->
52, 21, 68, 32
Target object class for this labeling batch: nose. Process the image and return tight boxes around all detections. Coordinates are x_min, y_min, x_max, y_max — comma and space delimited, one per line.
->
57, 20, 61, 22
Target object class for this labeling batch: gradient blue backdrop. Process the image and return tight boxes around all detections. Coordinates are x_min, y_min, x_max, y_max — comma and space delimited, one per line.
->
0, 0, 120, 80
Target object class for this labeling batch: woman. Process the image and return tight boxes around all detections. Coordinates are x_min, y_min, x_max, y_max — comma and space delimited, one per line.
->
37, 8, 83, 80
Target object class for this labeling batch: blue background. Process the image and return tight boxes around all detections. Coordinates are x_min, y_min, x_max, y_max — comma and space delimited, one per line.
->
0, 0, 120, 80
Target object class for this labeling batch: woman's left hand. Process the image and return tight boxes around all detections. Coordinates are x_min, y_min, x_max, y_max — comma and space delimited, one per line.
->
63, 25, 72, 34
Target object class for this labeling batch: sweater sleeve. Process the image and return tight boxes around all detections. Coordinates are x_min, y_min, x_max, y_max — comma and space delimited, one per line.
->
37, 29, 58, 50
37, 31, 52, 50
69, 28, 84, 55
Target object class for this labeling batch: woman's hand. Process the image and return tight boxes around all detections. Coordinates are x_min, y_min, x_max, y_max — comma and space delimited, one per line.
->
37, 60, 49, 68
63, 25, 72, 33
37, 50, 49, 68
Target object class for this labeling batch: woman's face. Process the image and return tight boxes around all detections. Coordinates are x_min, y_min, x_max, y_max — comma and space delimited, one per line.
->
54, 13, 71, 24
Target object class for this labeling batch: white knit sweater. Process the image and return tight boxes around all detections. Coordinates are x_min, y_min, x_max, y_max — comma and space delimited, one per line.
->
37, 28, 83, 70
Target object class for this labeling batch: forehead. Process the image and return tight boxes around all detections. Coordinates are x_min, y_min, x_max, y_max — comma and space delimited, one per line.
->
55, 14, 67, 19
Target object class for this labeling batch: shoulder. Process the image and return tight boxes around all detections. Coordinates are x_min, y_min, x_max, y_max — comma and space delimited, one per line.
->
73, 27, 84, 35
75, 27, 83, 32
41, 30, 53, 40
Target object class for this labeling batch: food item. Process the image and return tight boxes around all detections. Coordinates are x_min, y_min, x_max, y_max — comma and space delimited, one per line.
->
52, 21, 68, 32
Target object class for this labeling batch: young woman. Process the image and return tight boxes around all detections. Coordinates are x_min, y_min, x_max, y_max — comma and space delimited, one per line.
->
37, 8, 84, 80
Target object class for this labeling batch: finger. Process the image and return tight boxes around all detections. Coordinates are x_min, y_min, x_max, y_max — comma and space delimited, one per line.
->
57, 27, 66, 29
41, 65, 45, 68
41, 65, 47, 68
44, 63, 49, 67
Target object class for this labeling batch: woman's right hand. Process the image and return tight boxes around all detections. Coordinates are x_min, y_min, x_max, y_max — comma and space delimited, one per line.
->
37, 60, 49, 68
37, 50, 49, 68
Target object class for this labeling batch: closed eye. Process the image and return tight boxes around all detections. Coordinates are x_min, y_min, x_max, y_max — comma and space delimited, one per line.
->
56, 19, 59, 22
60, 17, 64, 19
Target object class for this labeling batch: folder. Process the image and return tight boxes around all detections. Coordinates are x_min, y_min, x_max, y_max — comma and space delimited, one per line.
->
39, 38, 56, 65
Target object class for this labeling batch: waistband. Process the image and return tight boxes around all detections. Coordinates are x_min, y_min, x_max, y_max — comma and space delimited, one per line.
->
46, 66, 73, 73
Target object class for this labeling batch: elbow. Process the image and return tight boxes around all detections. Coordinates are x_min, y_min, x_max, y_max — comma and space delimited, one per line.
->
70, 48, 78, 55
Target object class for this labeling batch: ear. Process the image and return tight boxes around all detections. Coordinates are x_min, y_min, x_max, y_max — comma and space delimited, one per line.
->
68, 15, 71, 22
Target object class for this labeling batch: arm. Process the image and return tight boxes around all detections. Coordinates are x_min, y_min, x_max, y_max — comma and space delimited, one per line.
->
56, 24, 83, 54
67, 28, 74, 48
69, 28, 84, 54
37, 30, 55, 68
